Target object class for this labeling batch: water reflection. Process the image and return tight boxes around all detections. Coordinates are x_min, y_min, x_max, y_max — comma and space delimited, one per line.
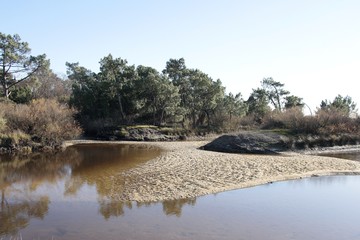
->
98, 199, 133, 219
0, 150, 78, 185
97, 198, 197, 219
1, 147, 360, 239
162, 198, 197, 217
319, 152, 360, 161
0, 144, 161, 235
1, 186, 50, 235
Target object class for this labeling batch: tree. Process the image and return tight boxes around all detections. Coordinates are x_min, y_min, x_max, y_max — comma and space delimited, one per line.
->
0, 32, 47, 98
223, 92, 247, 121
8, 86, 32, 104
186, 70, 224, 128
28, 67, 72, 101
98, 54, 137, 121
162, 58, 187, 83
320, 94, 357, 116
163, 58, 225, 128
261, 77, 290, 111
136, 65, 180, 125
163, 58, 190, 125
246, 88, 271, 122
67, 62, 114, 121
284, 95, 304, 109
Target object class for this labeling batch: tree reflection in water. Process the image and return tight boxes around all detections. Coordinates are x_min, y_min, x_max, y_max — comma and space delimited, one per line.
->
0, 149, 80, 236
0, 192, 49, 235
97, 197, 197, 219
161, 198, 196, 217
98, 199, 133, 219
0, 143, 197, 235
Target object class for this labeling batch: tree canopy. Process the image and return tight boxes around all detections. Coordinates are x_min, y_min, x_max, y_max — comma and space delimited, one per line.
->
261, 77, 290, 111
0, 32, 47, 98
320, 94, 357, 116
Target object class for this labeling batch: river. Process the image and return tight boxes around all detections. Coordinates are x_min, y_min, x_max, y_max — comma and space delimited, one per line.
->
1, 144, 359, 240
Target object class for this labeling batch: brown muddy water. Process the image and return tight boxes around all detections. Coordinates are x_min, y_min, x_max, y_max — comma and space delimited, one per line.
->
1, 144, 360, 240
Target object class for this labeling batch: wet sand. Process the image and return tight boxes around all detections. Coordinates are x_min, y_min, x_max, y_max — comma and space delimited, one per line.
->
65, 140, 360, 202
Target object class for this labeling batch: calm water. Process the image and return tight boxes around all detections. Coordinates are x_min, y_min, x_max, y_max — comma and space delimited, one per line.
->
1, 144, 360, 240
319, 152, 360, 161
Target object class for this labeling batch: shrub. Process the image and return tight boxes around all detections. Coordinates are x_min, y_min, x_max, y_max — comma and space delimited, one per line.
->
2, 99, 82, 147
261, 107, 360, 136
239, 114, 260, 130
262, 107, 304, 131
315, 109, 359, 135
0, 117, 6, 132
0, 130, 31, 148
294, 116, 321, 134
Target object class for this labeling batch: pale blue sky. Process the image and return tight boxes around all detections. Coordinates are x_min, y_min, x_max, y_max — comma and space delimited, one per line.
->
2, 0, 360, 113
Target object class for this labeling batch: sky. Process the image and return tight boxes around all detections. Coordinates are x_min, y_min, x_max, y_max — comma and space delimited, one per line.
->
2, 0, 360, 113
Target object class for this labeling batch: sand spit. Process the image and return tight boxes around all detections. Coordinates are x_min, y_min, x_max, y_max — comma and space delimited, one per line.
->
65, 140, 360, 202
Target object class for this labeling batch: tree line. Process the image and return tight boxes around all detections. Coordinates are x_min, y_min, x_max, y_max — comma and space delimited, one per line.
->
1, 32, 358, 139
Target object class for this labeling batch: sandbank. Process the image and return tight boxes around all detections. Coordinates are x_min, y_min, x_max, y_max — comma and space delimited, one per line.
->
66, 140, 360, 202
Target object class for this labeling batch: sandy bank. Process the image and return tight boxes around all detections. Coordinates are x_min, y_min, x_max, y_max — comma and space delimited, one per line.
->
66, 140, 360, 202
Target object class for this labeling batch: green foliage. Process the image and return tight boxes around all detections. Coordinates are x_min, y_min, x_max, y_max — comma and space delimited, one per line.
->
9, 86, 32, 103
0, 32, 47, 98
163, 59, 225, 128
261, 77, 290, 111
136, 65, 180, 125
320, 94, 357, 117
212, 92, 247, 131
69, 56, 230, 133
223, 93, 247, 119
67, 55, 140, 124
284, 95, 304, 109
66, 54, 359, 137
246, 88, 271, 122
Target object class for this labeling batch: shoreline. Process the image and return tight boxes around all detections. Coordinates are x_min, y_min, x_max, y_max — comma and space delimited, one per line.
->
64, 140, 360, 202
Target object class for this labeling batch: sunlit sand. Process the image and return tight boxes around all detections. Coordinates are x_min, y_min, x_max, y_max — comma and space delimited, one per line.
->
65, 140, 360, 202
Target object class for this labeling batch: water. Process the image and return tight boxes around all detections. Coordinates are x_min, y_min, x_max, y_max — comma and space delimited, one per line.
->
319, 152, 360, 161
1, 145, 360, 240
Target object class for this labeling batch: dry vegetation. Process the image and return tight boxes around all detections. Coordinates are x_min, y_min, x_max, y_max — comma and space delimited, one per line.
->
260, 108, 360, 135
0, 98, 82, 153
256, 108, 360, 149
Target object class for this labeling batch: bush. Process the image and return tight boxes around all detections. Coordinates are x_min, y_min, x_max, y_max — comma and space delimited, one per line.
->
261, 107, 360, 135
315, 109, 359, 135
0, 117, 6, 132
1, 99, 82, 147
239, 114, 261, 130
0, 130, 31, 148
262, 108, 304, 131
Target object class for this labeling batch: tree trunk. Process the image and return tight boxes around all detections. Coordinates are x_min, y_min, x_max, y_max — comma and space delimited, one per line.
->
153, 107, 157, 126
1, 189, 5, 211
117, 94, 126, 121
205, 110, 210, 127
160, 108, 165, 126
193, 112, 198, 129
4, 86, 10, 98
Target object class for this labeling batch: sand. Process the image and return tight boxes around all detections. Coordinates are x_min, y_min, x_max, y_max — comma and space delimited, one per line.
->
75, 140, 360, 202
